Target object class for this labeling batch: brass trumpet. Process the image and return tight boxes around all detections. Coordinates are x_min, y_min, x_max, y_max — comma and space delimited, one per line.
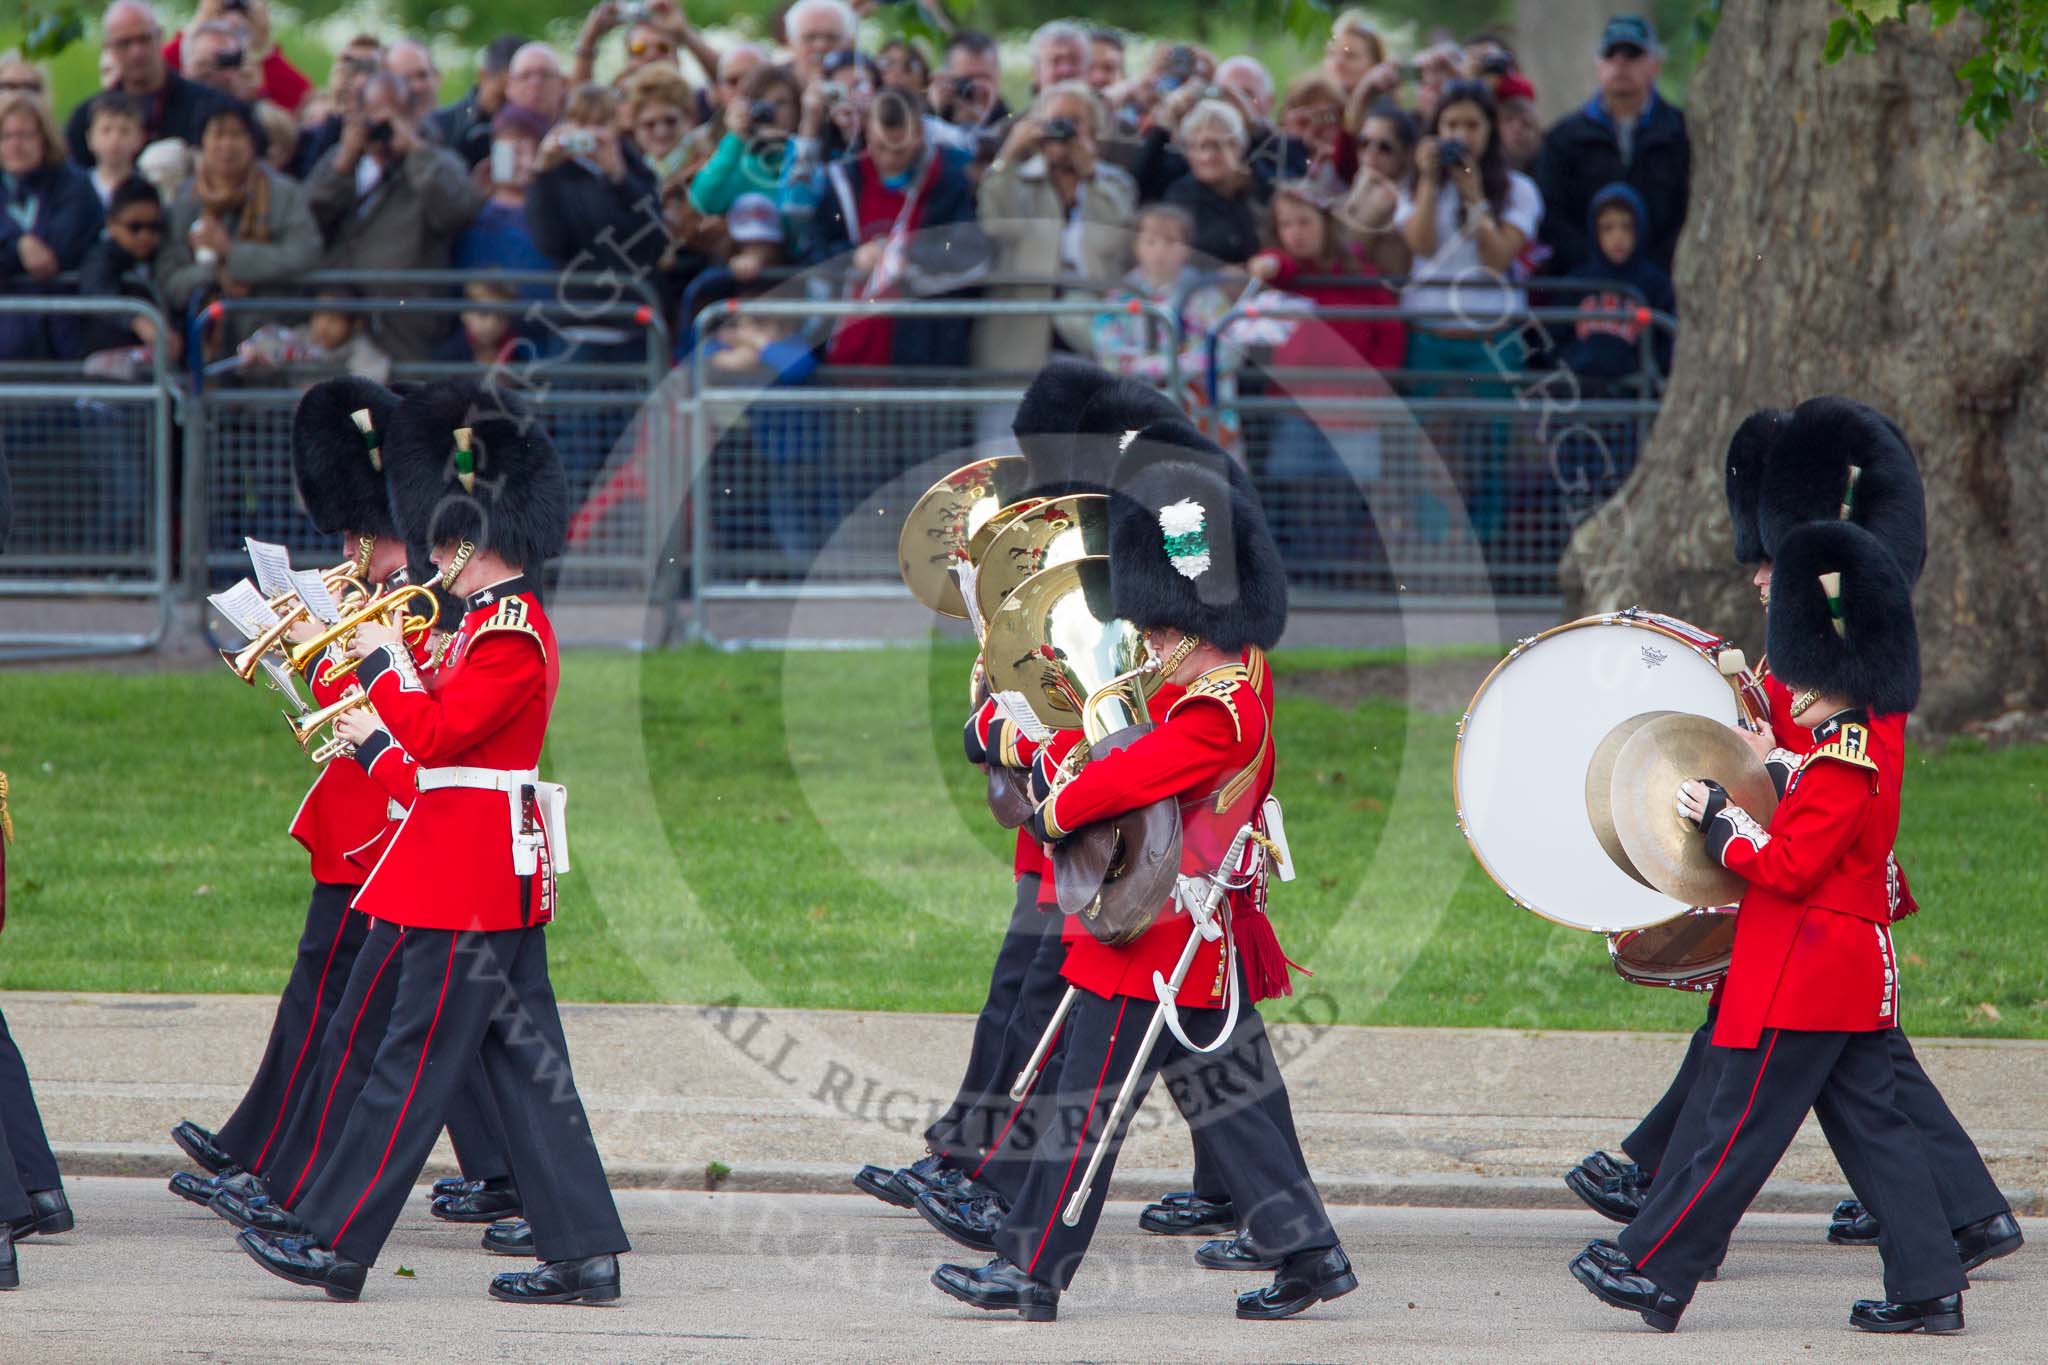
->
222, 562, 376, 684
284, 584, 441, 679
287, 686, 374, 763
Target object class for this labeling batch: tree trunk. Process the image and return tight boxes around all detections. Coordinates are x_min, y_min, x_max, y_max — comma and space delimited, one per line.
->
1515, 0, 1609, 125
1560, 0, 2048, 735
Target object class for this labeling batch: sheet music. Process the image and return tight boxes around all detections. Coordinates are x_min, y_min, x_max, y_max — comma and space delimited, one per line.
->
289, 569, 343, 625
245, 538, 297, 598
992, 690, 1051, 744
206, 578, 279, 640
952, 561, 985, 642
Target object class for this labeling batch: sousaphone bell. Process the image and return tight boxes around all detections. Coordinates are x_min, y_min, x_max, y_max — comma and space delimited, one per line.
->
983, 557, 1181, 946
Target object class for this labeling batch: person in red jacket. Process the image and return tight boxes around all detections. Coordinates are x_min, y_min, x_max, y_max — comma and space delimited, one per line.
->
1569, 400, 2017, 1276
235, 379, 627, 1305
931, 427, 1352, 1324
1575, 519, 1968, 1335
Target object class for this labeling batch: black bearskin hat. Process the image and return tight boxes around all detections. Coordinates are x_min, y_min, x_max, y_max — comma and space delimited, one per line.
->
1107, 435, 1287, 652
1723, 407, 1790, 565
1013, 357, 1118, 497
384, 380, 569, 568
1766, 520, 1919, 716
1759, 397, 1926, 584
291, 377, 401, 537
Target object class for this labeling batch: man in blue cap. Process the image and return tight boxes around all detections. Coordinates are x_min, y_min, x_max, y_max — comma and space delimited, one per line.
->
1534, 14, 1691, 278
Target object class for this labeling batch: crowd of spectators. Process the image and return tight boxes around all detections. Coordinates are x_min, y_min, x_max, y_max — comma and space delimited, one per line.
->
1, 1, 1693, 570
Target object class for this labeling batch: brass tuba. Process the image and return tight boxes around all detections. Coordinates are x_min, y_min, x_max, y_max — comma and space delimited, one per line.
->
983, 557, 1182, 945
896, 455, 1033, 625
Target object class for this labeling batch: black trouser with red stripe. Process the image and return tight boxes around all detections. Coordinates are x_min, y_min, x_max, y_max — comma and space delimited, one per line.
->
263, 918, 513, 1204
291, 925, 627, 1268
1618, 1028, 1967, 1308
926, 874, 1056, 1169
0, 1003, 61, 1198
0, 1009, 34, 1223
951, 919, 1073, 1205
213, 882, 368, 1173
990, 975, 1336, 1291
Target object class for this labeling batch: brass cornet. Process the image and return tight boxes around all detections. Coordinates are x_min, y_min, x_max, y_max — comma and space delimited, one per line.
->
287, 686, 374, 764
222, 561, 376, 685
283, 584, 441, 681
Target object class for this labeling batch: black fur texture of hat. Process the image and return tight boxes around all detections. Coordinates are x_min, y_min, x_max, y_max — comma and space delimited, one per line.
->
1759, 397, 1926, 584
1723, 407, 1790, 565
1766, 520, 1920, 716
291, 377, 401, 537
383, 380, 569, 568
1107, 436, 1287, 652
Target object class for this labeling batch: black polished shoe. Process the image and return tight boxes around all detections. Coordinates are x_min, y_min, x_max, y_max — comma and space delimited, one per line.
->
1575, 1150, 1637, 1185
853, 1162, 915, 1209
1565, 1165, 1647, 1224
1851, 1292, 1964, 1334
1584, 1239, 1722, 1284
236, 1229, 367, 1302
913, 1187, 1001, 1254
1138, 1194, 1236, 1236
431, 1175, 482, 1200
211, 1189, 308, 1237
0, 1225, 17, 1290
1236, 1244, 1357, 1320
1196, 1232, 1284, 1271
431, 1180, 523, 1224
931, 1255, 1059, 1322
482, 1219, 535, 1257
8, 1187, 73, 1237
1570, 1247, 1683, 1332
170, 1167, 264, 1211
1828, 1198, 1881, 1245
489, 1254, 621, 1304
1954, 1212, 2022, 1273
170, 1120, 236, 1176
889, 1153, 959, 1205
1152, 1188, 1204, 1207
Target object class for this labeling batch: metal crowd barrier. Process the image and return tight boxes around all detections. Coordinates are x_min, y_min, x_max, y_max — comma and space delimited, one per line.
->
185, 274, 674, 604
0, 298, 176, 661
680, 296, 1184, 643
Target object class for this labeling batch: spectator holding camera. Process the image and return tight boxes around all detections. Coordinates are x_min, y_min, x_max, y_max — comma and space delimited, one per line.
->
1534, 14, 1689, 278
0, 91, 103, 359
571, 0, 721, 92
157, 102, 319, 354
686, 63, 801, 218
974, 82, 1136, 381
66, 2, 239, 166
527, 83, 665, 280
931, 31, 1009, 142
812, 90, 990, 369
304, 72, 486, 361
680, 42, 767, 163
384, 40, 442, 124
452, 103, 554, 279
433, 34, 529, 170
165, 0, 309, 113
181, 21, 261, 104
1161, 98, 1267, 267
291, 33, 381, 176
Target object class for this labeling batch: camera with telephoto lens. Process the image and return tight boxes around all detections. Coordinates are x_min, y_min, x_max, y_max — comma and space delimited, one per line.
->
1041, 116, 1077, 143
1438, 138, 1470, 174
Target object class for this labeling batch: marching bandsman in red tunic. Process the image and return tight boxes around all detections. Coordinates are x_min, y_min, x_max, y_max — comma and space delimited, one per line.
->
1576, 519, 1969, 1335
1568, 399, 2018, 1277
235, 378, 628, 1304
931, 429, 1352, 1323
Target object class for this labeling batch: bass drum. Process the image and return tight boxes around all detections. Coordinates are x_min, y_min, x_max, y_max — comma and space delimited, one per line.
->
1453, 611, 1765, 935
1609, 908, 1736, 991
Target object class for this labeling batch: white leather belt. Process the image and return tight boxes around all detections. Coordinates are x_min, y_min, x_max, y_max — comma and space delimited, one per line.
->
417, 766, 540, 793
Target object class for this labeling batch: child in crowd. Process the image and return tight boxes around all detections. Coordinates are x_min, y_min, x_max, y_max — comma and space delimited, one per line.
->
85, 92, 146, 208
231, 286, 389, 382
1247, 179, 1403, 570
78, 179, 174, 370
435, 280, 528, 368
1090, 202, 1232, 396
254, 100, 297, 175
1558, 181, 1676, 390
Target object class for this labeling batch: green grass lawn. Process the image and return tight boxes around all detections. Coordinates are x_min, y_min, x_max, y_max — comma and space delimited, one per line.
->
2, 645, 2043, 1038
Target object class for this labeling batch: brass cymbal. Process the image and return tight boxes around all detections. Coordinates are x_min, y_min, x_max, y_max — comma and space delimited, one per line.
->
1610, 714, 1780, 908
896, 456, 1030, 618
973, 495, 1110, 626
1584, 710, 1680, 890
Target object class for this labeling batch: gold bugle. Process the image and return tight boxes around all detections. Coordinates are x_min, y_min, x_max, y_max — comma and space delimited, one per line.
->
222, 604, 312, 683
287, 686, 372, 752
283, 584, 440, 678
316, 615, 434, 687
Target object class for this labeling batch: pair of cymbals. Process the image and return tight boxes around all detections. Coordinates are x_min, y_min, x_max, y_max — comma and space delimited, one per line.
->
1587, 712, 1778, 906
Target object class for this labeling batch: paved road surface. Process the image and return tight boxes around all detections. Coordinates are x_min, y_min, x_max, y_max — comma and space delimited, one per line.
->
0, 1179, 2034, 1363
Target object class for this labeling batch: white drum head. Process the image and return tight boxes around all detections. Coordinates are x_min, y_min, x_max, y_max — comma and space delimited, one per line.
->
1455, 616, 1741, 933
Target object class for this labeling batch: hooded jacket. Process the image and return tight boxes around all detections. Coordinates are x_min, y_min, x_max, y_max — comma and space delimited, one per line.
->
1557, 181, 1675, 382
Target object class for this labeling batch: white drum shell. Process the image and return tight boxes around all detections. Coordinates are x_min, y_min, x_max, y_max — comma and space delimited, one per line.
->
1455, 615, 1743, 934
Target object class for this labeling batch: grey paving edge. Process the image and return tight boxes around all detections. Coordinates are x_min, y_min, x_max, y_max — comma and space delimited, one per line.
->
58, 1144, 2048, 1216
